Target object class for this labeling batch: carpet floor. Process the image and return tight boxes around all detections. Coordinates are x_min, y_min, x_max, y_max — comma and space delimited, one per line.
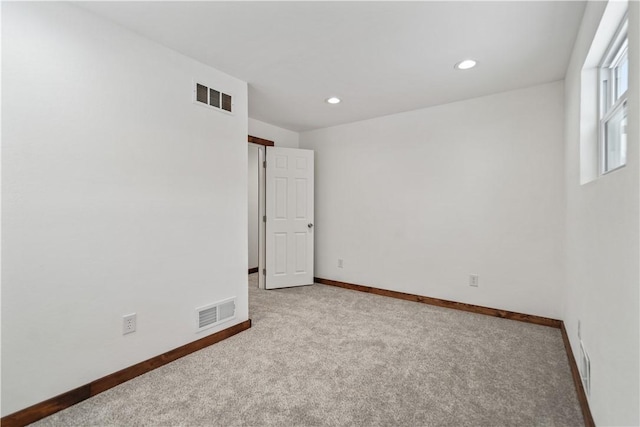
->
32, 274, 583, 426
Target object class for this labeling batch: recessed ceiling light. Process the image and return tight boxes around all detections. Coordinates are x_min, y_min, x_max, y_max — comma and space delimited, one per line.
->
326, 97, 341, 104
455, 59, 477, 70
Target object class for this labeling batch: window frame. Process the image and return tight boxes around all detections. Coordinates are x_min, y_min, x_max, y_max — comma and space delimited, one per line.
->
598, 16, 629, 175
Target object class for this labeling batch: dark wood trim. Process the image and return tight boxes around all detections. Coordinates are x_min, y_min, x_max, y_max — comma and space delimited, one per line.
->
1, 319, 252, 427
248, 267, 259, 274
248, 135, 274, 146
1, 385, 93, 427
314, 277, 561, 328
560, 322, 595, 427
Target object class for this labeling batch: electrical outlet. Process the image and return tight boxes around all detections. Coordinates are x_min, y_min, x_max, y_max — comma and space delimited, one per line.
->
469, 274, 479, 287
123, 313, 136, 335
338, 259, 344, 268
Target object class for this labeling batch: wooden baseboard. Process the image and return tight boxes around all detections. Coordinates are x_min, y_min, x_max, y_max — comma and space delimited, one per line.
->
314, 277, 561, 328
560, 322, 595, 427
3, 283, 594, 427
248, 267, 259, 274
1, 319, 252, 427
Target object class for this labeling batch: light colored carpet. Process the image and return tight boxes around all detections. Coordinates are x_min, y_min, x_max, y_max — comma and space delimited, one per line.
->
32, 274, 583, 426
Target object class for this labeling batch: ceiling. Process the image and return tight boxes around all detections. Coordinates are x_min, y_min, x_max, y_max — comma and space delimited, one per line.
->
78, 1, 586, 132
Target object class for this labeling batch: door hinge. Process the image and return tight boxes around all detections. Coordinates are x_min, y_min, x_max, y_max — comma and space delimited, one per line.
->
263, 161, 266, 168
263, 215, 266, 223
262, 268, 266, 276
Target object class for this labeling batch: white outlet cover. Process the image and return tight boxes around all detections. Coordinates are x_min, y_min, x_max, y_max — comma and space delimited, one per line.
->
469, 274, 479, 287
123, 313, 136, 335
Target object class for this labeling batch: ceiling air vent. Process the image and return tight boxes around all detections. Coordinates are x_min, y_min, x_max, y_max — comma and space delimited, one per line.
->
194, 82, 232, 113
196, 297, 236, 332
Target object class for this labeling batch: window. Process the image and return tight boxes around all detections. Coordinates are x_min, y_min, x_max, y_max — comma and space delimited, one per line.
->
599, 17, 628, 174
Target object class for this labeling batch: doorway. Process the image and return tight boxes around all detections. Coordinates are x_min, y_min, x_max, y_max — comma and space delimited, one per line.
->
247, 136, 315, 290
248, 140, 267, 289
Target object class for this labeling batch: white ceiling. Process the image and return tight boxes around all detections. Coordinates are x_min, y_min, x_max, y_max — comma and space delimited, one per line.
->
78, 1, 586, 132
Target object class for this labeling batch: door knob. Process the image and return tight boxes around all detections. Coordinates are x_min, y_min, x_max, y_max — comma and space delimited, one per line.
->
308, 223, 314, 229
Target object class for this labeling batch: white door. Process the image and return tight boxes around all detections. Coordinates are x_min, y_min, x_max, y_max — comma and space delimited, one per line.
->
265, 147, 314, 289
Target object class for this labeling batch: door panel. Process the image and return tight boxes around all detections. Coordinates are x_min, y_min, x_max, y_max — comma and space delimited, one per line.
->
265, 147, 314, 289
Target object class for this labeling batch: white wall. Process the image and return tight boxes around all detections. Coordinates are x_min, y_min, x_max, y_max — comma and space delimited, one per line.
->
1, 2, 249, 416
248, 145, 259, 269
563, 1, 640, 425
300, 82, 566, 319
249, 118, 299, 148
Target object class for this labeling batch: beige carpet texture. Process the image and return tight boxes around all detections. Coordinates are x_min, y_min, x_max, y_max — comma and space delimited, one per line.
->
32, 274, 583, 426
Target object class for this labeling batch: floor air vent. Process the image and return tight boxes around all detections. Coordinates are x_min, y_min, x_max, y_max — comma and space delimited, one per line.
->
579, 341, 591, 396
196, 297, 236, 332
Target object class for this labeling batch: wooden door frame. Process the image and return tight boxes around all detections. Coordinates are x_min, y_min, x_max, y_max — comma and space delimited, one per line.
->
248, 135, 274, 147
248, 135, 273, 289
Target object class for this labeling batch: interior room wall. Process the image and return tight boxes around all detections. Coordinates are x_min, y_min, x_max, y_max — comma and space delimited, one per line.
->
248, 145, 259, 269
563, 1, 640, 425
249, 118, 299, 148
300, 81, 566, 319
1, 2, 249, 416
